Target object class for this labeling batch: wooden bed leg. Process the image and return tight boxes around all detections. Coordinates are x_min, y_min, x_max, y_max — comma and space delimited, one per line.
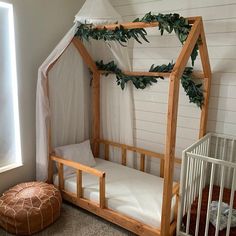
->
45, 74, 54, 184
105, 144, 109, 161
58, 163, 64, 190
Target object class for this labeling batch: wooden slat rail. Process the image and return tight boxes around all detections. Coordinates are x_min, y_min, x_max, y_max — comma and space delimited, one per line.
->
51, 155, 106, 208
99, 139, 164, 159
105, 143, 109, 161
51, 155, 105, 177
97, 139, 182, 167
140, 154, 145, 172
122, 148, 127, 166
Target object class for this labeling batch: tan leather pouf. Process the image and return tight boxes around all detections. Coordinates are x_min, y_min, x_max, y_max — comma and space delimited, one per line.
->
0, 182, 62, 235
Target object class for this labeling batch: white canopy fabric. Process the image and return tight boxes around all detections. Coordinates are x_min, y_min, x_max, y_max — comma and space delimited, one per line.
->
36, 0, 134, 181
75, 0, 122, 25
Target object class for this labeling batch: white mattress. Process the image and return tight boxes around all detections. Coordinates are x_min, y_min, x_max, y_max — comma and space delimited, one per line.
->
54, 158, 176, 228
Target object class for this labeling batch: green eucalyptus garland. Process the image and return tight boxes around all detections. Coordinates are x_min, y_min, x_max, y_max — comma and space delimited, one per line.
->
75, 24, 149, 47
75, 12, 203, 108
75, 12, 199, 66
96, 60, 204, 108
133, 12, 199, 66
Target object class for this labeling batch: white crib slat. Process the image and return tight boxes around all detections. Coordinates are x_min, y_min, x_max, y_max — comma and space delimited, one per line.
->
226, 168, 236, 236
177, 152, 189, 233
186, 157, 194, 234
203, 140, 207, 155
215, 166, 226, 236
196, 158, 201, 199
183, 156, 191, 215
207, 136, 211, 156
191, 158, 197, 205
204, 163, 216, 236
202, 142, 207, 187
193, 150, 199, 201
215, 137, 220, 185
203, 158, 208, 188
222, 138, 227, 162
195, 160, 205, 236
227, 140, 235, 188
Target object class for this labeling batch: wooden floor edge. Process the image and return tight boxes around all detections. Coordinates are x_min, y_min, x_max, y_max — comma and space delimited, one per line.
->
61, 190, 166, 236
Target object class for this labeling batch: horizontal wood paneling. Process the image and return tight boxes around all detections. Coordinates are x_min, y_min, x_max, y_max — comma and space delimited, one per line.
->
111, 0, 236, 180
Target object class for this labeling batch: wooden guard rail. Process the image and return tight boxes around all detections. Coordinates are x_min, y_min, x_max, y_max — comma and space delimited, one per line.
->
51, 149, 179, 209
51, 155, 106, 208
98, 139, 181, 174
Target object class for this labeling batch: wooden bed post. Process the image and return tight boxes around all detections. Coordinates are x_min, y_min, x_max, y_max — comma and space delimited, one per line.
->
161, 17, 202, 236
92, 72, 100, 157
199, 19, 212, 138
46, 75, 54, 184
72, 38, 101, 156
45, 42, 73, 183
161, 72, 180, 236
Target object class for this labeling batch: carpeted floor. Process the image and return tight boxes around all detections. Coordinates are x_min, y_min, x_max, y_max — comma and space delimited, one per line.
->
0, 202, 135, 236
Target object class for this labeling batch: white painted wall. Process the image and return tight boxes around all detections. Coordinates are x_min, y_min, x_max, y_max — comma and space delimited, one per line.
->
0, 0, 85, 193
110, 0, 236, 178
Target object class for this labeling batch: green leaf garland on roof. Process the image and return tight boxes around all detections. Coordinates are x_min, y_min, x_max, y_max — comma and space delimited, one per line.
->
96, 60, 204, 108
75, 12, 204, 108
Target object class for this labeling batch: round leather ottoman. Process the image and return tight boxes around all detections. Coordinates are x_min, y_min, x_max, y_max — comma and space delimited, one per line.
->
0, 182, 62, 235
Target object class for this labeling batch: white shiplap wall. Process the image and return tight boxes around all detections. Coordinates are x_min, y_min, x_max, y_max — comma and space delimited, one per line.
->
110, 0, 236, 179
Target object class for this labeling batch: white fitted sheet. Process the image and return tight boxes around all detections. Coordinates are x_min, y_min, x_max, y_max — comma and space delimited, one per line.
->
54, 158, 176, 228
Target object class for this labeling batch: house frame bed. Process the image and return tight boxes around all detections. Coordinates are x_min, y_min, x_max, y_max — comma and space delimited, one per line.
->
45, 16, 212, 236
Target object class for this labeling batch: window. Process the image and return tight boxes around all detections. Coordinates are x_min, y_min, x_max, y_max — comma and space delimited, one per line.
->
0, 2, 22, 172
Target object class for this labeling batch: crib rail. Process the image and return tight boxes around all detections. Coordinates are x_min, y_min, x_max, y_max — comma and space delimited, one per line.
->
178, 133, 236, 236
51, 155, 106, 208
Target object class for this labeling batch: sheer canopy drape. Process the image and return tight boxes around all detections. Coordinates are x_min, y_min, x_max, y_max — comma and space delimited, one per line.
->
36, 0, 134, 181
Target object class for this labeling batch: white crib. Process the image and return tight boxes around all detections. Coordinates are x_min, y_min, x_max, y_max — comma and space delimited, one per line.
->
177, 133, 236, 236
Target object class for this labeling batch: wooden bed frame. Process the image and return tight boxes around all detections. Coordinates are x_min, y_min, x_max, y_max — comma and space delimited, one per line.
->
45, 16, 212, 236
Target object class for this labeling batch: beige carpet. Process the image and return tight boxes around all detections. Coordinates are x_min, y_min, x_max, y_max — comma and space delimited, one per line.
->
0, 203, 135, 236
